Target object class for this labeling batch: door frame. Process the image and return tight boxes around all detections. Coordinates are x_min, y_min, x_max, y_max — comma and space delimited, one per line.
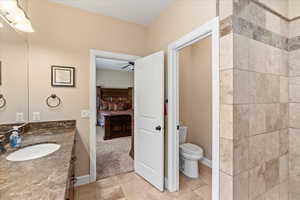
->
89, 49, 140, 182
167, 16, 220, 200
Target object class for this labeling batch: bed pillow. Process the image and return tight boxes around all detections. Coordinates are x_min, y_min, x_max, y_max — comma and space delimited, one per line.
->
108, 102, 115, 111
117, 102, 126, 111
100, 100, 108, 110
113, 103, 118, 111
125, 100, 132, 109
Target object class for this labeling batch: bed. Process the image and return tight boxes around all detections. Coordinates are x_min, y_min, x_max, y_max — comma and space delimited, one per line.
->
97, 87, 133, 140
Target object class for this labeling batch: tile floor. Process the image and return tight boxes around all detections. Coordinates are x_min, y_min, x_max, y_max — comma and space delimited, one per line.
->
75, 164, 212, 200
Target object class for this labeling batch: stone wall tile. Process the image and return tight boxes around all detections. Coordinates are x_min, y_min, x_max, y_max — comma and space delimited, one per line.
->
249, 134, 265, 168
289, 77, 300, 102
289, 103, 300, 129
221, 70, 234, 104
220, 138, 234, 175
264, 131, 280, 162
280, 76, 289, 103
221, 104, 234, 139
221, 33, 234, 69
233, 104, 249, 141
249, 164, 266, 200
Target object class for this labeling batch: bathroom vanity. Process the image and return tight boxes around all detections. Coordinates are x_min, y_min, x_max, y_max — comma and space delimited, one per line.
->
0, 121, 76, 200
0, 11, 79, 200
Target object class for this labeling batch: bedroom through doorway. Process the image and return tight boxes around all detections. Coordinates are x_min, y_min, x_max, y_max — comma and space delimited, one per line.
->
95, 56, 136, 180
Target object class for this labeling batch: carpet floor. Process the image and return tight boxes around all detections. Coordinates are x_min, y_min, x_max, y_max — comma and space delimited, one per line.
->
96, 127, 134, 180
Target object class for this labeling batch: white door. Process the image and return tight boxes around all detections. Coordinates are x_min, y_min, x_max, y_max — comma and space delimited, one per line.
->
134, 51, 165, 191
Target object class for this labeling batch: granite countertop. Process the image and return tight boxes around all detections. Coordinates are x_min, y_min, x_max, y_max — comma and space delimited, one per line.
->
0, 128, 76, 200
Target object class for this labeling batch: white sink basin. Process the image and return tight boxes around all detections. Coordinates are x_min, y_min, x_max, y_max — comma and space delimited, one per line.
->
6, 143, 60, 162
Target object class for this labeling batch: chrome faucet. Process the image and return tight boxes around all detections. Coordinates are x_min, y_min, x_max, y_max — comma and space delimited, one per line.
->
13, 123, 28, 132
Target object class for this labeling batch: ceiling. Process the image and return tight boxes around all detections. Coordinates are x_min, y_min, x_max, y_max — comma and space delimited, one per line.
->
96, 58, 133, 71
49, 0, 175, 25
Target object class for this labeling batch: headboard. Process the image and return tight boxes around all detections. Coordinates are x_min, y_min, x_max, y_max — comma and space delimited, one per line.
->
96, 87, 133, 110
100, 88, 131, 101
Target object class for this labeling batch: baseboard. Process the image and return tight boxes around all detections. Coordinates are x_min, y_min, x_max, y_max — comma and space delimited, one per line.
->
200, 157, 212, 168
164, 177, 168, 190
75, 175, 90, 187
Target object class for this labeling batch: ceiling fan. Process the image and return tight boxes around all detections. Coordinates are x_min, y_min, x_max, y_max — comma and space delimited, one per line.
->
121, 61, 135, 71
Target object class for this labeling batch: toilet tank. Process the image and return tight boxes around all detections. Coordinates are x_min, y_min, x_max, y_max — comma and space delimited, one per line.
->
179, 126, 188, 144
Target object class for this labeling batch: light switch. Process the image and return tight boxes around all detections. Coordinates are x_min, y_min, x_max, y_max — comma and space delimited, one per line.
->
33, 112, 41, 121
16, 112, 24, 122
81, 110, 90, 118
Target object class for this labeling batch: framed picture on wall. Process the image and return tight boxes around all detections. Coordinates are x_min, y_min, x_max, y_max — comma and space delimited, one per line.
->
51, 66, 75, 87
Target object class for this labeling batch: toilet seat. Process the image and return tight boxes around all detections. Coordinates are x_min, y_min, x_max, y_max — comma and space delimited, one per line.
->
180, 143, 203, 157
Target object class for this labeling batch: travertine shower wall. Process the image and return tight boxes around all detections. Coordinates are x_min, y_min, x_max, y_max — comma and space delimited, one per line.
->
288, 15, 300, 200
224, 0, 300, 200
219, 0, 292, 199
233, 1, 290, 197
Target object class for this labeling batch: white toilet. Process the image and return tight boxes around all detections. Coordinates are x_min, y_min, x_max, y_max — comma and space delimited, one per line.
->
179, 126, 204, 178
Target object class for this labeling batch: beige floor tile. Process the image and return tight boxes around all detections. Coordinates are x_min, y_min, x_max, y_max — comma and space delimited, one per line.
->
194, 185, 212, 200
96, 185, 125, 200
174, 191, 204, 200
76, 168, 212, 200
126, 189, 172, 200
179, 173, 208, 191
78, 192, 97, 200
146, 191, 173, 200
120, 177, 155, 197
116, 172, 143, 184
77, 182, 97, 193
96, 176, 120, 189
199, 165, 212, 185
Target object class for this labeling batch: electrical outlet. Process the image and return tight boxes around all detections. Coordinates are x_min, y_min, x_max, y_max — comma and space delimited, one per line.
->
81, 110, 90, 118
16, 112, 24, 122
33, 112, 41, 121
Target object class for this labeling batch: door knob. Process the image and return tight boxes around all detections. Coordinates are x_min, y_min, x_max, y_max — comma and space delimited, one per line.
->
155, 126, 162, 131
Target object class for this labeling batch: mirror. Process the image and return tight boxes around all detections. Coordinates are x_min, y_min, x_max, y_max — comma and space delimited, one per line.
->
0, 17, 29, 124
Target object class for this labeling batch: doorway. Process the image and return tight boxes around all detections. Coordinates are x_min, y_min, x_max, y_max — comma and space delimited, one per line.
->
90, 50, 165, 192
95, 57, 135, 180
167, 17, 220, 200
89, 50, 140, 182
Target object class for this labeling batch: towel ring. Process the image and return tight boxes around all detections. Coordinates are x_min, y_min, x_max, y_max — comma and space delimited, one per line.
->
0, 94, 6, 109
46, 94, 61, 108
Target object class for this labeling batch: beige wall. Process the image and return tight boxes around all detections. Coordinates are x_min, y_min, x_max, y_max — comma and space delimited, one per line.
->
289, 0, 300, 19
96, 69, 134, 88
179, 37, 212, 160
146, 0, 216, 54
27, 0, 147, 176
0, 17, 28, 124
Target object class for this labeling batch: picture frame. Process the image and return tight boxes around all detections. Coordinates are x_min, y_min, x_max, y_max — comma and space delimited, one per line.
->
51, 66, 75, 87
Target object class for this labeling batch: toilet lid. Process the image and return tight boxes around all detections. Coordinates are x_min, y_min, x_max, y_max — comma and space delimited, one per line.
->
180, 143, 203, 156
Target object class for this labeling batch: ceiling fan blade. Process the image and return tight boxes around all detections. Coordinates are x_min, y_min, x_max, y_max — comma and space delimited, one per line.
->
122, 64, 130, 69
